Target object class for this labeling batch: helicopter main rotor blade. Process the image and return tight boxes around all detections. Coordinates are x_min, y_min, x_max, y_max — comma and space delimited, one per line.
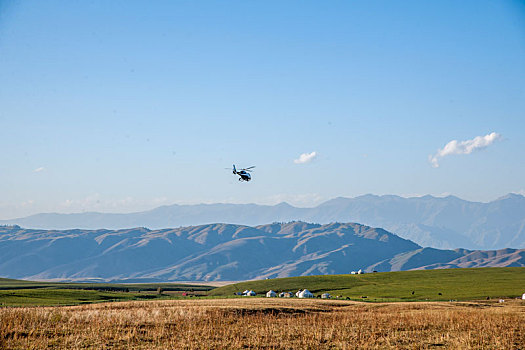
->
243, 166, 256, 170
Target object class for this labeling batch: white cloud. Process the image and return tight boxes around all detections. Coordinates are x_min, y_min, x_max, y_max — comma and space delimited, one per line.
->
21, 199, 35, 206
429, 132, 502, 168
294, 151, 317, 164
0, 200, 38, 220
59, 194, 170, 213
260, 193, 326, 207
33, 167, 45, 173
0, 195, 173, 219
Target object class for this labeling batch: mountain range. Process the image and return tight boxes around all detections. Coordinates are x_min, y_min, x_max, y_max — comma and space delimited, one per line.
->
2, 193, 525, 250
1, 222, 524, 282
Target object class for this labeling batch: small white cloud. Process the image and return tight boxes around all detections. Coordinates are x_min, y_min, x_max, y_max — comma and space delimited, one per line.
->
33, 167, 45, 173
429, 132, 502, 168
59, 194, 171, 213
261, 193, 325, 207
294, 151, 317, 164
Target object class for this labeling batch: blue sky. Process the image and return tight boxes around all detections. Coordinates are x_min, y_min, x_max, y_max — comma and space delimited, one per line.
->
1, 0, 524, 218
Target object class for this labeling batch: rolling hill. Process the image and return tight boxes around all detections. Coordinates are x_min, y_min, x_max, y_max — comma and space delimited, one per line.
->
209, 267, 525, 302
1, 222, 525, 282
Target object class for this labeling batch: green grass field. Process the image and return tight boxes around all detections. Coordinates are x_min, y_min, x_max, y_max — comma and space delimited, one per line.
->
0, 289, 165, 307
3, 267, 525, 306
210, 267, 525, 302
0, 278, 212, 292
0, 278, 215, 307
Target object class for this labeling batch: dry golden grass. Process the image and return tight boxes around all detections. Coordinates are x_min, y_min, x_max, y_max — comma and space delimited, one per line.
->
1, 298, 525, 349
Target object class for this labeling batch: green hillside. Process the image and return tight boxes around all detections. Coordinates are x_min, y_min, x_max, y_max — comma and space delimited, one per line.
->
0, 278, 212, 292
0, 278, 215, 307
210, 267, 525, 302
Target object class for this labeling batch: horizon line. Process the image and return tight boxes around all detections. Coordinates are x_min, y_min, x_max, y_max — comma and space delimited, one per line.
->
1, 192, 523, 221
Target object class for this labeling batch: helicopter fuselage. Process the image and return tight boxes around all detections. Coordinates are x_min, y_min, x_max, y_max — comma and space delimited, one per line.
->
231, 165, 254, 182
236, 170, 251, 181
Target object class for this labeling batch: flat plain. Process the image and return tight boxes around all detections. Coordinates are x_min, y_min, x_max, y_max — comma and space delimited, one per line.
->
0, 278, 213, 307
2, 298, 525, 349
2, 268, 525, 349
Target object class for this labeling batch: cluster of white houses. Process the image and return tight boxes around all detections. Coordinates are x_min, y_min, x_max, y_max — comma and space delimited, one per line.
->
235, 269, 372, 298
238, 289, 331, 299
236, 269, 370, 299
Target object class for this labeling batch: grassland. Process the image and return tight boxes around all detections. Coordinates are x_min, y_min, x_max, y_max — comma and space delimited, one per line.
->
2, 267, 525, 307
2, 298, 525, 349
2, 268, 525, 348
0, 288, 159, 307
0, 278, 214, 307
0, 277, 213, 292
210, 267, 525, 301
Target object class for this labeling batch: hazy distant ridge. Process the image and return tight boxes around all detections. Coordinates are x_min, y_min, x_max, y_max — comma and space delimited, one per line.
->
2, 193, 525, 250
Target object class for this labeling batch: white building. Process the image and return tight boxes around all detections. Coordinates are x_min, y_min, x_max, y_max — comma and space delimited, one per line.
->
266, 290, 277, 298
299, 289, 314, 298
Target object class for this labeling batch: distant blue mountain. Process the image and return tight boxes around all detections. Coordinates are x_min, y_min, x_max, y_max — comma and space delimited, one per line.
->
1, 193, 524, 250
1, 222, 524, 282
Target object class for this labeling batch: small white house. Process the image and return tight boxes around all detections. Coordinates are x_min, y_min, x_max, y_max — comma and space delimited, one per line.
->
321, 293, 331, 299
299, 289, 314, 298
266, 290, 277, 298
350, 271, 356, 275
244, 290, 256, 296
295, 290, 302, 297
358, 269, 364, 274
522, 293, 525, 300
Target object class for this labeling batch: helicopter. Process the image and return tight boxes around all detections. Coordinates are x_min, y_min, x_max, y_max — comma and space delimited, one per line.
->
230, 164, 255, 182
